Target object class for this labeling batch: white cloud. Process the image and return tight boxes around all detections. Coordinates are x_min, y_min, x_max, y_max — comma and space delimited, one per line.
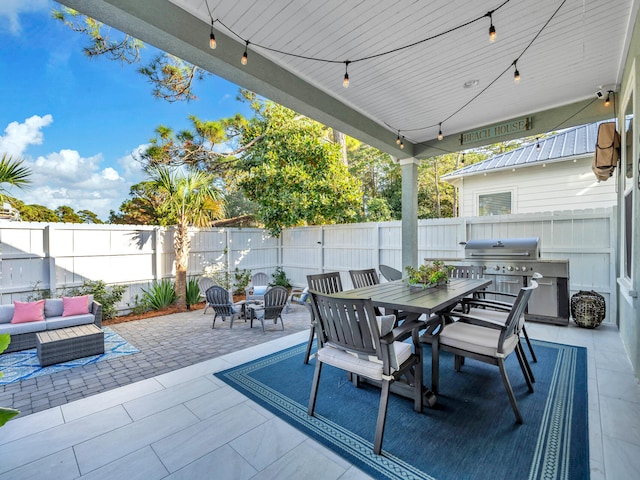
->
0, 0, 48, 34
0, 114, 53, 158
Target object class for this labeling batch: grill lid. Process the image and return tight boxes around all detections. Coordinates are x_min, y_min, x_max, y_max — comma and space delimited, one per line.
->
464, 237, 539, 259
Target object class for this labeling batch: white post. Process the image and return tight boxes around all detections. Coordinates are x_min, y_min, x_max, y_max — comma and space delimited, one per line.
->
400, 157, 420, 270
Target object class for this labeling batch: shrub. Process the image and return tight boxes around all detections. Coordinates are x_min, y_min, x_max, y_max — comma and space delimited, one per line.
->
185, 277, 201, 307
270, 267, 292, 289
233, 268, 251, 295
142, 279, 177, 310
127, 294, 149, 315
67, 280, 126, 320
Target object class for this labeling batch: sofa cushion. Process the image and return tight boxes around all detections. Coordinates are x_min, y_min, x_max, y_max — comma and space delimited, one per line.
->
0, 320, 46, 335
11, 300, 45, 324
62, 295, 90, 317
44, 298, 64, 318
45, 314, 96, 330
0, 304, 13, 324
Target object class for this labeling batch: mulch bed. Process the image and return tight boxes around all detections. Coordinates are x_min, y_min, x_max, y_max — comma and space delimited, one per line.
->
103, 302, 207, 325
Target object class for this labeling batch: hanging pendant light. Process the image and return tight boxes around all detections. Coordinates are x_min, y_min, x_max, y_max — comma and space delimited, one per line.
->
513, 61, 520, 84
209, 20, 217, 49
400, 136, 405, 149
438, 123, 443, 141
343, 61, 350, 88
488, 12, 496, 43
396, 131, 401, 145
241, 41, 249, 65
604, 92, 611, 107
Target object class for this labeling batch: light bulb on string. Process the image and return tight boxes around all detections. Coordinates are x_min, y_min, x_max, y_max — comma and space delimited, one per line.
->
438, 123, 443, 141
536, 138, 541, 151
396, 132, 401, 145
488, 12, 496, 43
343, 61, 350, 88
604, 92, 611, 107
513, 61, 520, 84
461, 153, 465, 165
241, 41, 249, 65
400, 136, 405, 149
209, 20, 217, 49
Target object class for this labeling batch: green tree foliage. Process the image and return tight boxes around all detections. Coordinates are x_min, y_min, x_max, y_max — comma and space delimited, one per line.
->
109, 181, 169, 225
237, 102, 362, 236
0, 154, 31, 201
52, 7, 204, 102
150, 166, 224, 307
78, 210, 103, 224
20, 204, 59, 222
55, 205, 83, 223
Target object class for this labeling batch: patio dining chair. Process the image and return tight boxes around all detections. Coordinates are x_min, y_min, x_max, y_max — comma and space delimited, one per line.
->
349, 268, 380, 288
205, 286, 242, 329
247, 286, 289, 333
308, 291, 424, 455
379, 264, 402, 282
431, 275, 540, 423
304, 272, 344, 364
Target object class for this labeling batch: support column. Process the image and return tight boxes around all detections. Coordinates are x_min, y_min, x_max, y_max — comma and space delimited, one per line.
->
399, 157, 419, 270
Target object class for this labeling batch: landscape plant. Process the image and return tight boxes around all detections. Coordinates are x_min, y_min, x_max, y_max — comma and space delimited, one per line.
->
0, 334, 20, 427
141, 279, 177, 310
233, 268, 251, 295
67, 280, 126, 320
185, 277, 201, 308
270, 267, 292, 290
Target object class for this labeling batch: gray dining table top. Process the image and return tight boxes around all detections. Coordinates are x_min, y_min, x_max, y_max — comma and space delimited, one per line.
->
337, 278, 492, 315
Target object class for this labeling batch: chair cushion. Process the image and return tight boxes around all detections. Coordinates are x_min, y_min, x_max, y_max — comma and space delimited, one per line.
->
464, 308, 525, 331
252, 286, 268, 295
438, 321, 519, 358
319, 341, 412, 380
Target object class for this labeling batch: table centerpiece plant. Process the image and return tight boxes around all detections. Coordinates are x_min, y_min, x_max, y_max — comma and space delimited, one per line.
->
405, 260, 455, 288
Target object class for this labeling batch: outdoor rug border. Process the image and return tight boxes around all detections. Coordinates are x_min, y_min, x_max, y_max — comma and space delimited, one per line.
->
215, 339, 588, 480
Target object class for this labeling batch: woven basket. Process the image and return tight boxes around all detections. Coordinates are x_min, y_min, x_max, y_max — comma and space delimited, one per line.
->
571, 291, 606, 328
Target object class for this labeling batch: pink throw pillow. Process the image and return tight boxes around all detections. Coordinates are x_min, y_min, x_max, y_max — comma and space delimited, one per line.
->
11, 300, 45, 324
62, 295, 90, 317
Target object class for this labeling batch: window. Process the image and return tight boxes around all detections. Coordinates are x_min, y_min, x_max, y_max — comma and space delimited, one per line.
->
479, 192, 511, 216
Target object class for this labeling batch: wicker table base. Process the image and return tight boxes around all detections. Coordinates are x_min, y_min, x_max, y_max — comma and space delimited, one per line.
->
36, 324, 105, 367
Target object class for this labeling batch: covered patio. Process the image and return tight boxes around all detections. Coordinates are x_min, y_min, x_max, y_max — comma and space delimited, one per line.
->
58, 0, 640, 380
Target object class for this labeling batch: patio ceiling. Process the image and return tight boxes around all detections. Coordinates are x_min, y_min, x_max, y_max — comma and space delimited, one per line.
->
60, 0, 637, 159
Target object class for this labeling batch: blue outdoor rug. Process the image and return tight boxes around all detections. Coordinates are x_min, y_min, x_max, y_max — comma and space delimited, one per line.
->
215, 340, 588, 480
0, 327, 139, 385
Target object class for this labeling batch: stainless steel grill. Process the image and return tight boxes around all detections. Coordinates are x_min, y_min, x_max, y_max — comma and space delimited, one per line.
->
442, 237, 570, 325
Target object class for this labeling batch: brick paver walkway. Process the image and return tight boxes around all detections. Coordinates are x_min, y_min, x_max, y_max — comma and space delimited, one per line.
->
0, 304, 311, 417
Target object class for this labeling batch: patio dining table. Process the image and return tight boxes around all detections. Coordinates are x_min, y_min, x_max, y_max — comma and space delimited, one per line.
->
337, 277, 492, 407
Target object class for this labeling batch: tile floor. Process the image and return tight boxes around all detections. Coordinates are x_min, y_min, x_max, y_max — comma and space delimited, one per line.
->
1, 322, 639, 479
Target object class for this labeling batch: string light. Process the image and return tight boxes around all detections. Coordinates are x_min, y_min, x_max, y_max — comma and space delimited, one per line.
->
461, 153, 465, 164
437, 123, 443, 141
241, 41, 249, 65
209, 20, 217, 49
400, 136, 405, 149
396, 131, 401, 145
513, 60, 520, 84
343, 61, 350, 88
604, 91, 611, 107
488, 12, 496, 43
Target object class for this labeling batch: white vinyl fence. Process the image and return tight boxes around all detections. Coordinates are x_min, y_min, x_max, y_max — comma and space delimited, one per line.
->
0, 207, 616, 322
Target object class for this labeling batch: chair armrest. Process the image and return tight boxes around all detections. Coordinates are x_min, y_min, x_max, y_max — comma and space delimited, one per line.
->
91, 301, 103, 327
380, 319, 424, 344
474, 290, 517, 300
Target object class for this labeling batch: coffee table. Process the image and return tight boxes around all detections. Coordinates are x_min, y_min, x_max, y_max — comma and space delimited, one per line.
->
36, 324, 105, 366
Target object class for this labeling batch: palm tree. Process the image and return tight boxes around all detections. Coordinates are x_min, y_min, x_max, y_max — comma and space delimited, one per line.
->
151, 166, 224, 308
0, 154, 31, 201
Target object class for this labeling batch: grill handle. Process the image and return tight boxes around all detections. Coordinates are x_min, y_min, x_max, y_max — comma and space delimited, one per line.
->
468, 252, 531, 257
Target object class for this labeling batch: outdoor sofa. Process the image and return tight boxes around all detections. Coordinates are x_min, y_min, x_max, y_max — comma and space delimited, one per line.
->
0, 297, 102, 353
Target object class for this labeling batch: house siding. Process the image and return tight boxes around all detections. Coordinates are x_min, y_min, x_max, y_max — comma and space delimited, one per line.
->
458, 156, 617, 217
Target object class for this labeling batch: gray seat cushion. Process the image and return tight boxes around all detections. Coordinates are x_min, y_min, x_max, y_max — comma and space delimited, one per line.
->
45, 314, 96, 330
0, 320, 47, 335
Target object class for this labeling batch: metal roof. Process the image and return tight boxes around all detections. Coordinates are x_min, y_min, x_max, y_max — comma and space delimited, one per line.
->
441, 121, 603, 180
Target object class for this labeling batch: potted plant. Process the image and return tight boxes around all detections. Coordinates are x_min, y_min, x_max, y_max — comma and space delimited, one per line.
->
405, 260, 455, 288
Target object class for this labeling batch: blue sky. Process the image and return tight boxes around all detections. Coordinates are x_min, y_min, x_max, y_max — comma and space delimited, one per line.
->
0, 0, 253, 220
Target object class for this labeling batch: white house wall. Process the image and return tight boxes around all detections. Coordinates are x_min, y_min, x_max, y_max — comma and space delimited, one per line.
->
458, 156, 617, 217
